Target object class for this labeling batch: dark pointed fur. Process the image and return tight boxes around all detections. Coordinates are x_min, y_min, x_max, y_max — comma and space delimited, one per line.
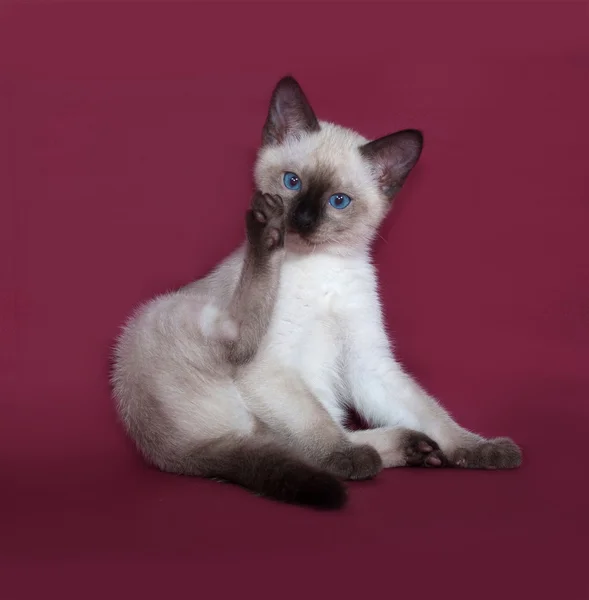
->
173, 440, 348, 510
360, 129, 424, 199
262, 76, 320, 146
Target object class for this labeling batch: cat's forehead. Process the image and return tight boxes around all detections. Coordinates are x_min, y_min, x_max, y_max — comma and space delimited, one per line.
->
257, 121, 376, 193
296, 121, 368, 157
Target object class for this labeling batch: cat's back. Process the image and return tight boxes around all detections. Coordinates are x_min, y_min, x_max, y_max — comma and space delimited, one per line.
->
181, 245, 245, 301
114, 245, 246, 376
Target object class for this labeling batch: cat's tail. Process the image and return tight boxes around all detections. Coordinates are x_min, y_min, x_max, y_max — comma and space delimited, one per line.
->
173, 439, 348, 510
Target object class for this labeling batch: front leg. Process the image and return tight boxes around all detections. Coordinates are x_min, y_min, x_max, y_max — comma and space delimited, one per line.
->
225, 191, 286, 365
344, 290, 522, 470
348, 428, 448, 468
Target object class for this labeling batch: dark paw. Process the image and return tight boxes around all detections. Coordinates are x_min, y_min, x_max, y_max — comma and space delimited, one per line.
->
402, 431, 448, 468
246, 191, 285, 252
323, 444, 383, 481
452, 437, 522, 470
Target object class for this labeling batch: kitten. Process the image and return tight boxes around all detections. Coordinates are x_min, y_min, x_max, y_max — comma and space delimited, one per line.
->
112, 76, 521, 510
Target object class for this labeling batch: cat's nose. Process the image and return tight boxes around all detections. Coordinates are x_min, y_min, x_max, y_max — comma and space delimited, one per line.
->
292, 210, 314, 232
290, 201, 320, 233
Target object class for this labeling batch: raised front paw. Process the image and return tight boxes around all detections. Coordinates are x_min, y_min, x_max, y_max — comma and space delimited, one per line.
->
401, 430, 448, 468
451, 437, 522, 470
246, 191, 286, 253
322, 444, 383, 481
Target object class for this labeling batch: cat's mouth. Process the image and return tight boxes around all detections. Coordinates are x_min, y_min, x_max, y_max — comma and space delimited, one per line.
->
285, 231, 335, 255
285, 229, 319, 250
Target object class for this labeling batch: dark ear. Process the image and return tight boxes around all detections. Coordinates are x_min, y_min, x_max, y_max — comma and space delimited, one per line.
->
360, 129, 423, 199
262, 76, 320, 146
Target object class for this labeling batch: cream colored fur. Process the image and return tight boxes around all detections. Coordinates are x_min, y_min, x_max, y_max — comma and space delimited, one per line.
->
111, 77, 521, 507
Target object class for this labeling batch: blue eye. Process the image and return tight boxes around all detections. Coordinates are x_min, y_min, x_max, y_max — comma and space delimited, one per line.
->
328, 193, 351, 210
283, 172, 302, 191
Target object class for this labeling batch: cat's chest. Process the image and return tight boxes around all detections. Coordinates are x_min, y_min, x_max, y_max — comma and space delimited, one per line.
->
269, 253, 374, 341
280, 257, 356, 315
258, 253, 376, 386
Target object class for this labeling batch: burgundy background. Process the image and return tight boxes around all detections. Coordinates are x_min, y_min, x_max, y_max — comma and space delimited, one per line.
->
1, 2, 588, 598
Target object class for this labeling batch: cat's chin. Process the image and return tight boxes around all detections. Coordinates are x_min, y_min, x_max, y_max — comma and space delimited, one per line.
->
285, 233, 362, 257
284, 233, 330, 254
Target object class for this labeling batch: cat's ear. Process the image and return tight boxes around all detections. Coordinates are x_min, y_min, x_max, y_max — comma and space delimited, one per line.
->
360, 129, 423, 199
262, 76, 320, 146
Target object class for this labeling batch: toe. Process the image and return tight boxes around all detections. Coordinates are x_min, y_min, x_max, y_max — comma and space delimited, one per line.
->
402, 431, 448, 468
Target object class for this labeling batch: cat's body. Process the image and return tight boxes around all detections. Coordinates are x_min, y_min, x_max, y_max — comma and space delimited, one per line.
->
112, 77, 521, 509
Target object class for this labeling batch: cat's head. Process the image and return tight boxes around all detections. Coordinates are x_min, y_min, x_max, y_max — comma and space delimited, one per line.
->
254, 76, 423, 254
